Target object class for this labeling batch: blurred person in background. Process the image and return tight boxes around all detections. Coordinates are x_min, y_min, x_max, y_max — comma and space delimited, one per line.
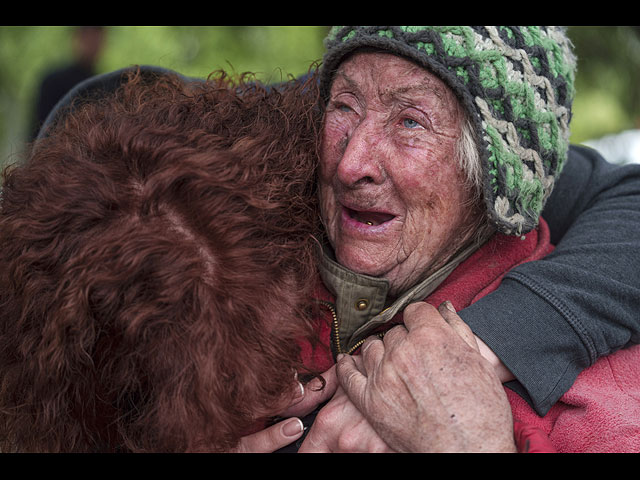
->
30, 26, 106, 140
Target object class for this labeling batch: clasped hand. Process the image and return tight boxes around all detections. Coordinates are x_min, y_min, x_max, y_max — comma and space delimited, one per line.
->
236, 301, 516, 453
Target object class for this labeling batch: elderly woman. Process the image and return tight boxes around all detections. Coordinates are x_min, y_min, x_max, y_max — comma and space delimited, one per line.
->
296, 26, 640, 453
0, 70, 323, 452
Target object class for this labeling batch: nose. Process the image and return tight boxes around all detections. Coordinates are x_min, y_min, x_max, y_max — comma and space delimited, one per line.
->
335, 120, 386, 187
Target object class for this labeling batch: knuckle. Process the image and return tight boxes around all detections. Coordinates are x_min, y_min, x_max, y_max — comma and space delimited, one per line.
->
405, 301, 434, 317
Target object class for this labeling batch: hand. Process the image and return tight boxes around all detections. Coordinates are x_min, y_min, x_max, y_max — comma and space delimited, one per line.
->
233, 367, 339, 453
336, 301, 517, 453
297, 383, 394, 453
282, 364, 392, 452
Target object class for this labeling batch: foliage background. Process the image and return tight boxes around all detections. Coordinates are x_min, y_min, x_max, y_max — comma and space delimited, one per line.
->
0, 26, 329, 168
1, 26, 639, 169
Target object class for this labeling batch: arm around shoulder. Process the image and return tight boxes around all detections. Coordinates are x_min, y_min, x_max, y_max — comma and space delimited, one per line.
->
461, 145, 640, 415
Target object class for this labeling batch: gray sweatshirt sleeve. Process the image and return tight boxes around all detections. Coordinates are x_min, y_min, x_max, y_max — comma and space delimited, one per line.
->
460, 145, 640, 415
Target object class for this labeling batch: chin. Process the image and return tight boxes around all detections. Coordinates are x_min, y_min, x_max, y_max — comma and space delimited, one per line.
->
335, 248, 388, 278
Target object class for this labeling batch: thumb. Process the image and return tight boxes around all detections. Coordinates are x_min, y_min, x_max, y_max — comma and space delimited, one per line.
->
335, 354, 368, 412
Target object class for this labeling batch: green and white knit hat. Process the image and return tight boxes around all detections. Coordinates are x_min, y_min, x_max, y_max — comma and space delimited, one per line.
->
319, 26, 577, 236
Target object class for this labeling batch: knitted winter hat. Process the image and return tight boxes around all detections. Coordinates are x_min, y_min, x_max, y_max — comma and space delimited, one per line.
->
319, 26, 577, 235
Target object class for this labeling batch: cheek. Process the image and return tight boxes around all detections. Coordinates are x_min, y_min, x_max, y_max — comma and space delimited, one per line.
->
318, 178, 339, 235
395, 159, 446, 203
318, 180, 335, 213
318, 136, 339, 217
400, 135, 465, 194
399, 157, 469, 225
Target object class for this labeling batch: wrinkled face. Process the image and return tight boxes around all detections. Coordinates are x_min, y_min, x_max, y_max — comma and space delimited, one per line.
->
319, 52, 479, 295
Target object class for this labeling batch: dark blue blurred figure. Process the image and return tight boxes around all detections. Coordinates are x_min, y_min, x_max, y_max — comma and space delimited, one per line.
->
31, 26, 106, 140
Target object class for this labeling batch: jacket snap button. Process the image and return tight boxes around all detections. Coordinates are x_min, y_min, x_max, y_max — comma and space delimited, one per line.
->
355, 299, 369, 311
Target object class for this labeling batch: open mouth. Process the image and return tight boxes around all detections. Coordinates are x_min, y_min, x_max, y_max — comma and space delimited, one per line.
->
345, 207, 395, 227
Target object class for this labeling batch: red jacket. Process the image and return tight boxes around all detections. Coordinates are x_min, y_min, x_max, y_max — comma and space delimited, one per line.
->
303, 219, 640, 453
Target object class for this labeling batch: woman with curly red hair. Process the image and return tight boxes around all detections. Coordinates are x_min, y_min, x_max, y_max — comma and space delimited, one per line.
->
0, 70, 324, 452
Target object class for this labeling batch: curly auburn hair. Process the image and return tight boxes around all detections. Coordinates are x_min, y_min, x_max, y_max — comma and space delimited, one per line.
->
0, 69, 323, 452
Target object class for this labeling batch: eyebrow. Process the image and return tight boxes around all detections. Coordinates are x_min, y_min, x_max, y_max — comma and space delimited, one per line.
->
331, 70, 361, 95
380, 84, 448, 105
332, 69, 452, 112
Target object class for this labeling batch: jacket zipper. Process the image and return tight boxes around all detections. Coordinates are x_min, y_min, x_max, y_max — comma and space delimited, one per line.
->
317, 299, 384, 357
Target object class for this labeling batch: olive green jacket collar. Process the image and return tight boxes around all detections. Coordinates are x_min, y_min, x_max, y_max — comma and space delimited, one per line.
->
318, 239, 488, 352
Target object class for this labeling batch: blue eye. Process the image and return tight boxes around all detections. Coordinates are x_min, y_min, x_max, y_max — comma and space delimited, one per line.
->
403, 118, 421, 129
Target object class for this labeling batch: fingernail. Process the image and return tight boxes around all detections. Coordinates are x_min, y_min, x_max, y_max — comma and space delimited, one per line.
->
443, 301, 456, 313
282, 418, 304, 438
306, 376, 324, 392
336, 353, 345, 362
291, 371, 304, 400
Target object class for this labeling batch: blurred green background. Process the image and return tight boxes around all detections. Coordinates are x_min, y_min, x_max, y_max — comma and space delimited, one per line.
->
1, 26, 639, 169
0, 26, 329, 168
